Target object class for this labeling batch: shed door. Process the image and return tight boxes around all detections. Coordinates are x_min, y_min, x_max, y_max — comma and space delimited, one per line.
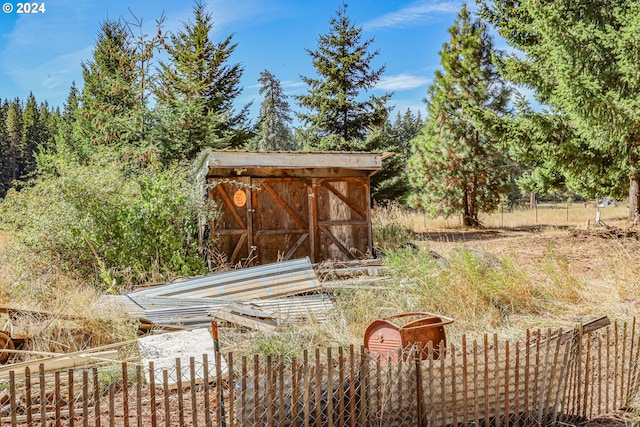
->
209, 177, 253, 265
251, 178, 311, 264
315, 177, 371, 260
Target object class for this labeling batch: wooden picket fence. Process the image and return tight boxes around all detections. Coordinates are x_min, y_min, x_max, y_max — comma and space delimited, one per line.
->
0, 318, 639, 426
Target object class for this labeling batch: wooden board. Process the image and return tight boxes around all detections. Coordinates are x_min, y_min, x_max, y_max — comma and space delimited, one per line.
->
209, 177, 252, 265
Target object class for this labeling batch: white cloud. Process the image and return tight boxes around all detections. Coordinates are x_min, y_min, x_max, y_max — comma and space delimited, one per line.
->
376, 74, 430, 91
363, 1, 460, 30
281, 81, 305, 89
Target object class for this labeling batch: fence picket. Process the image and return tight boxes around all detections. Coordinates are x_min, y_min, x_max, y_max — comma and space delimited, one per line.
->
626, 318, 637, 408
189, 357, 197, 427
277, 355, 285, 426
240, 356, 247, 427
40, 364, 47, 427
82, 369, 89, 427
25, 366, 33, 426
513, 342, 521, 427
483, 334, 490, 427
162, 370, 170, 427
314, 349, 321, 427
202, 354, 212, 427
291, 356, 298, 427
253, 354, 260, 427
523, 331, 530, 425
108, 383, 114, 427
121, 362, 129, 427
606, 327, 611, 413
302, 350, 310, 427
326, 348, 333, 427
415, 349, 423, 427
503, 340, 511, 426
148, 361, 157, 427
266, 355, 274, 427
135, 364, 142, 427
9, 370, 16, 426
227, 352, 235, 427
337, 347, 344, 427
450, 343, 458, 427
68, 369, 75, 427
214, 351, 224, 427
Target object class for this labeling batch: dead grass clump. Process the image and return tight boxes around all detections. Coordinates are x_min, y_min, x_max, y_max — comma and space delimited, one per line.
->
1, 235, 139, 359
371, 202, 415, 251
383, 248, 546, 331
7, 284, 139, 360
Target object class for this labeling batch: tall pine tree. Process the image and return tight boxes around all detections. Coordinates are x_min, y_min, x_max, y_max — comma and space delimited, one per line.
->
0, 100, 10, 196
296, 5, 391, 149
76, 20, 141, 148
409, 4, 512, 227
482, 0, 640, 220
155, 2, 250, 162
5, 100, 23, 184
252, 70, 295, 151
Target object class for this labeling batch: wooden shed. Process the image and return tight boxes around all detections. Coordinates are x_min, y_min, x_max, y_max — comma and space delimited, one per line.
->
205, 151, 386, 265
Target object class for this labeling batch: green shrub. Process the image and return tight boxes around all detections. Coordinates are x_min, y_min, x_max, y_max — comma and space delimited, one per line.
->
0, 161, 214, 291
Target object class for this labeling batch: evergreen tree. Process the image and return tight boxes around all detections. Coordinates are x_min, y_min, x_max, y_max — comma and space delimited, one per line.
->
482, 0, 640, 220
5, 100, 23, 184
0, 100, 9, 196
1, 95, 59, 194
389, 108, 423, 160
20, 93, 41, 176
296, 6, 391, 149
505, 100, 626, 200
367, 109, 423, 204
155, 2, 250, 161
75, 18, 157, 166
409, 5, 512, 227
252, 70, 296, 151
36, 83, 86, 175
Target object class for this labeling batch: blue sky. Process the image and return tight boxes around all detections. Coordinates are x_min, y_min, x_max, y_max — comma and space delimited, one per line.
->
0, 0, 468, 121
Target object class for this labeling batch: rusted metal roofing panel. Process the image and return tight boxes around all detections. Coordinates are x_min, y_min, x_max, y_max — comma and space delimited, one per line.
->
128, 257, 320, 300
103, 294, 334, 329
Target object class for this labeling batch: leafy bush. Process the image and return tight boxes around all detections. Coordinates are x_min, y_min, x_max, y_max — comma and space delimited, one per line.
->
0, 161, 214, 291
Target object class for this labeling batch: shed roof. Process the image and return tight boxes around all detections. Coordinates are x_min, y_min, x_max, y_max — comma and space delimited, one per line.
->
206, 150, 389, 178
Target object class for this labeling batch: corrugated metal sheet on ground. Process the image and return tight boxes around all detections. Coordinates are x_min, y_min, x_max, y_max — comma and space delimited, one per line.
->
127, 257, 320, 299
103, 293, 335, 329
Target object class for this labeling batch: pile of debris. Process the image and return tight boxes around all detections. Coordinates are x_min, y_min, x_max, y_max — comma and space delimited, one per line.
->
103, 257, 335, 332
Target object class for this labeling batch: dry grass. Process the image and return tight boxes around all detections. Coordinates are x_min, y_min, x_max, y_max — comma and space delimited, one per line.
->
364, 203, 640, 344
0, 231, 139, 359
